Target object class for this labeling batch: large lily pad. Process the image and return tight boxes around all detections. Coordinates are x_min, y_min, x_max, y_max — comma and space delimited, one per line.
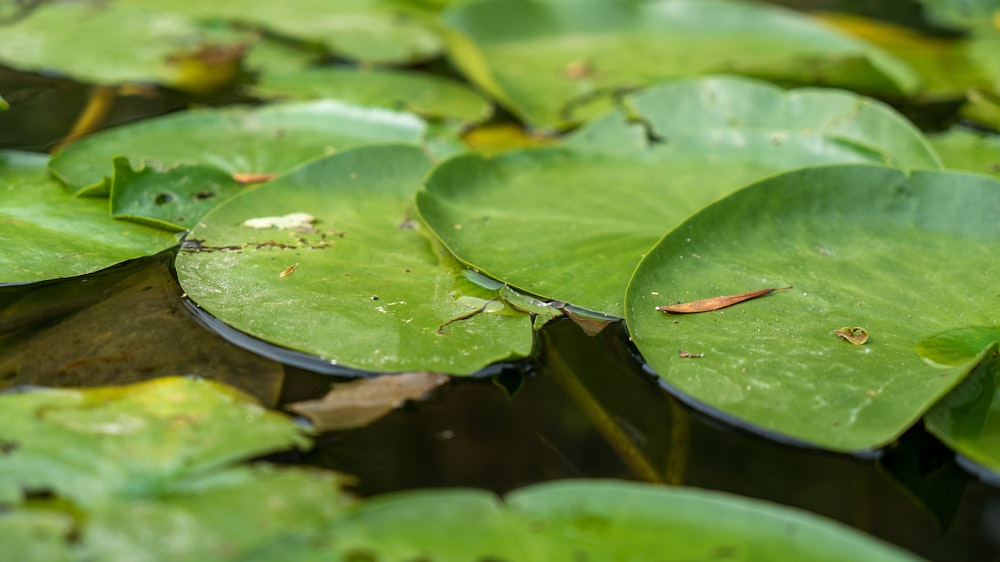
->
625, 165, 1000, 452
49, 100, 427, 197
247, 67, 493, 125
0, 376, 311, 507
324, 480, 917, 561
122, 0, 444, 64
417, 77, 941, 317
441, 0, 918, 128
175, 144, 534, 375
0, 151, 179, 286
0, 3, 250, 93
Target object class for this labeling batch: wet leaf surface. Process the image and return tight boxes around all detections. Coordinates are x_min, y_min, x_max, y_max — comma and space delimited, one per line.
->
49, 100, 428, 196
287, 371, 450, 431
626, 165, 1000, 452
176, 144, 534, 375
110, 158, 246, 231
442, 0, 918, 128
0, 151, 179, 286
418, 76, 940, 317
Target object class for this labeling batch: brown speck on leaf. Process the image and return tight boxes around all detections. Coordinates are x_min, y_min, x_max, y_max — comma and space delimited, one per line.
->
232, 172, 277, 184
656, 286, 792, 314
453, 224, 463, 230
679, 350, 704, 358
564, 59, 592, 78
834, 326, 868, 345
279, 263, 299, 278
865, 390, 876, 397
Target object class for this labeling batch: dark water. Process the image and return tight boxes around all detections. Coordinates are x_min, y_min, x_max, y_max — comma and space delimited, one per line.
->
2, 254, 999, 561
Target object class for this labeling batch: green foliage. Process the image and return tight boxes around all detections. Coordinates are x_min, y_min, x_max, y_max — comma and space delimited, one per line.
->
625, 165, 1000, 451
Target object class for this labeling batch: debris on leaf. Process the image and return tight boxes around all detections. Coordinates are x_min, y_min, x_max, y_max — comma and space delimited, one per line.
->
232, 172, 278, 184
678, 350, 704, 358
563, 59, 593, 79
279, 263, 299, 278
834, 326, 869, 345
656, 286, 792, 314
286, 372, 449, 432
242, 212, 316, 229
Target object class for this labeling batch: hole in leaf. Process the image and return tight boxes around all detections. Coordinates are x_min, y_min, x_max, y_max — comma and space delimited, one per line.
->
194, 190, 216, 200
153, 193, 174, 205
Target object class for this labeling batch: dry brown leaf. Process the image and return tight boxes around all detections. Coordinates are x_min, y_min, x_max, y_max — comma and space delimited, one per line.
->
656, 286, 792, 314
834, 326, 869, 345
232, 172, 278, 184
286, 371, 449, 432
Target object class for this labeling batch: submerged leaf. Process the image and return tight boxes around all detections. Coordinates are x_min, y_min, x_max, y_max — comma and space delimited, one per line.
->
656, 287, 791, 314
287, 372, 449, 431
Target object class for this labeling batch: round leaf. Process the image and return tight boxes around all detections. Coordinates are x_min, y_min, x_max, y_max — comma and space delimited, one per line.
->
0, 151, 179, 286
325, 480, 918, 561
625, 165, 1000, 452
122, 0, 444, 64
417, 77, 940, 317
49, 100, 428, 196
0, 3, 249, 92
442, 0, 918, 128
247, 67, 493, 124
929, 127, 1000, 180
175, 145, 534, 375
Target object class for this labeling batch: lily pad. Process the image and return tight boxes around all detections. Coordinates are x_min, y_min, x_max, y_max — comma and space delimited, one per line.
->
625, 165, 1000, 452
110, 157, 246, 231
326, 480, 917, 561
49, 100, 428, 197
247, 67, 493, 124
0, 151, 179, 286
929, 127, 1000, 179
925, 347, 1000, 477
417, 76, 941, 317
441, 0, 918, 128
0, 3, 250, 94
123, 0, 444, 64
0, 376, 311, 507
175, 144, 534, 375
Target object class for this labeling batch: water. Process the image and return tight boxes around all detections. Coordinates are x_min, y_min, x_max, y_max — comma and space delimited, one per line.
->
1, 254, 998, 560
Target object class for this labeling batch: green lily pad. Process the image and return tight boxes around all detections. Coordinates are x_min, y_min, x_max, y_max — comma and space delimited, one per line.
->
175, 144, 534, 375
929, 127, 1000, 180
417, 77, 941, 317
0, 509, 75, 562
441, 0, 918, 128
925, 347, 1000, 477
123, 0, 444, 64
0, 3, 250, 93
961, 89, 1000, 131
325, 480, 917, 561
110, 157, 246, 231
0, 376, 311, 507
625, 165, 1000, 452
0, 151, 179, 286
248, 67, 493, 124
0, 94, 8, 111
49, 100, 427, 197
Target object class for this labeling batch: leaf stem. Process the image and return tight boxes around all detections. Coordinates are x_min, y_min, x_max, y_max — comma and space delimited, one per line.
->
52, 85, 117, 152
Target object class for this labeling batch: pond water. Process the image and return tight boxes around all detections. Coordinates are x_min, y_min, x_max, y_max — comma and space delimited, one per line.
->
1, 253, 998, 561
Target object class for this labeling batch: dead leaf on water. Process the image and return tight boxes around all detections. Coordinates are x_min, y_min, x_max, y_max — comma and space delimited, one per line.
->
286, 371, 449, 432
656, 286, 792, 314
834, 326, 869, 345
